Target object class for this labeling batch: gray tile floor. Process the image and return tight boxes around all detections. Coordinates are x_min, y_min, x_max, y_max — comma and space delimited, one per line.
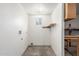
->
22, 46, 56, 56
65, 50, 72, 56
65, 47, 77, 56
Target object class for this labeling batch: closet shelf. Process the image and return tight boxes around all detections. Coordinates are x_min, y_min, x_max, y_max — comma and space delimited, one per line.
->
65, 28, 79, 31
42, 23, 56, 28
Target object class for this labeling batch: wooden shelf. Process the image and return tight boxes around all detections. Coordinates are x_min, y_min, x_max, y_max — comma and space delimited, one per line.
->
65, 28, 79, 31
65, 18, 75, 22
42, 23, 56, 28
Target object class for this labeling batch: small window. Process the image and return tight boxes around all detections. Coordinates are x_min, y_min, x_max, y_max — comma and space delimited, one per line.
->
35, 16, 42, 25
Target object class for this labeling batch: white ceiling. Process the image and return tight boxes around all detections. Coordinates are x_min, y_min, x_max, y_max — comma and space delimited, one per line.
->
20, 3, 58, 15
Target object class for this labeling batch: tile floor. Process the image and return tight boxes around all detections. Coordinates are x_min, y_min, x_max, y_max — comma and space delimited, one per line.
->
22, 46, 56, 56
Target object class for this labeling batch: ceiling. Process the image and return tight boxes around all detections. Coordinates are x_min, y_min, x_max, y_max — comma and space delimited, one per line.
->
20, 3, 58, 15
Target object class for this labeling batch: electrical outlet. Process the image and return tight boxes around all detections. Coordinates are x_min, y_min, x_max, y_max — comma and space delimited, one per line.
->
21, 38, 23, 40
19, 30, 22, 34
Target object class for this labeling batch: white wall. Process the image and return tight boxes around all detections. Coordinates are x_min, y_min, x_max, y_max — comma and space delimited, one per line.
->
50, 4, 64, 56
0, 3, 28, 56
28, 14, 51, 46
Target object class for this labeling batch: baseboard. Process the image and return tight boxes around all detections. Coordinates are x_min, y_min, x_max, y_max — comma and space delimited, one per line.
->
28, 45, 51, 47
